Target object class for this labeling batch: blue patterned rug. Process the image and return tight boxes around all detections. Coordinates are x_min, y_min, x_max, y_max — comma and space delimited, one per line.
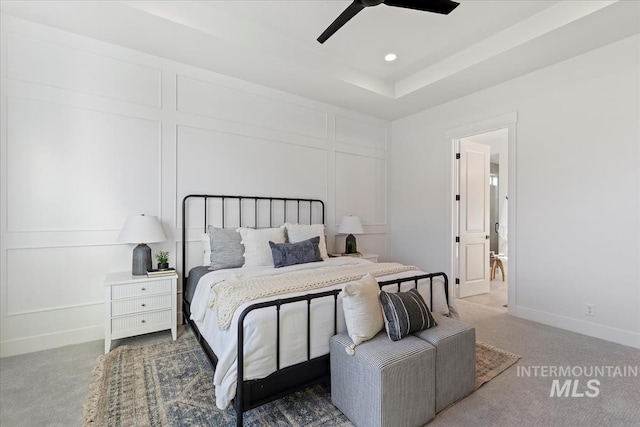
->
84, 330, 350, 426
84, 329, 519, 426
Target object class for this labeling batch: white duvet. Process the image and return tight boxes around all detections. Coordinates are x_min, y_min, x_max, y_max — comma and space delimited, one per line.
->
190, 257, 454, 410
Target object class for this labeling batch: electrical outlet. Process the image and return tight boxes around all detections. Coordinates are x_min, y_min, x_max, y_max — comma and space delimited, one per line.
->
586, 303, 595, 316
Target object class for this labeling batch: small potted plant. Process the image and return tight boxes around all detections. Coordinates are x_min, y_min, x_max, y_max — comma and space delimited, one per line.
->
155, 251, 169, 270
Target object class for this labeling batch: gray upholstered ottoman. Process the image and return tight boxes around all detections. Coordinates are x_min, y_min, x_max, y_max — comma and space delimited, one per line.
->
330, 331, 436, 427
413, 315, 476, 413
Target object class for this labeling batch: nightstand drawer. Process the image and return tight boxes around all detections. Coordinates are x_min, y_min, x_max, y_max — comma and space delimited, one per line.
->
111, 294, 172, 316
111, 279, 172, 299
111, 310, 172, 335
104, 272, 177, 353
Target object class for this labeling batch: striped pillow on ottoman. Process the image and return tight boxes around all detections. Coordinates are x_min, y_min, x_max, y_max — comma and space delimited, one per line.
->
379, 288, 438, 341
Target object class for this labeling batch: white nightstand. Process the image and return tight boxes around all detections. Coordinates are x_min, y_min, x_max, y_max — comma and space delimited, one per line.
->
360, 253, 378, 262
104, 271, 177, 353
330, 253, 378, 263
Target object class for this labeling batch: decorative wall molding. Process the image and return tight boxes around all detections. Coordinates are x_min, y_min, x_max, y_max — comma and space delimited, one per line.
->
6, 96, 162, 233
0, 324, 103, 358
7, 32, 162, 108
334, 151, 387, 227
335, 114, 388, 151
5, 245, 129, 315
0, 15, 391, 356
177, 75, 328, 140
6, 301, 104, 317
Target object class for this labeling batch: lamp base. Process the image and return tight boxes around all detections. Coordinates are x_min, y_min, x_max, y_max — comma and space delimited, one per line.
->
132, 243, 152, 276
344, 233, 359, 255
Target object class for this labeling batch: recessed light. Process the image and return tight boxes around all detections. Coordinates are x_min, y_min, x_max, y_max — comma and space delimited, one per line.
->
384, 53, 397, 62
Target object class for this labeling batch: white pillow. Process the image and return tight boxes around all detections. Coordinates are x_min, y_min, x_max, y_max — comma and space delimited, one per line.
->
340, 274, 383, 348
284, 223, 329, 259
202, 233, 211, 266
237, 227, 286, 268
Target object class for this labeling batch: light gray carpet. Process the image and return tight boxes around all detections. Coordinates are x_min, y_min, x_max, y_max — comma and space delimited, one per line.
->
0, 338, 103, 427
431, 300, 640, 426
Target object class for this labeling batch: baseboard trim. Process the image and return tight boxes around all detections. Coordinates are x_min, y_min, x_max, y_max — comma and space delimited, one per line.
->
2, 312, 186, 357
513, 305, 640, 350
0, 325, 103, 358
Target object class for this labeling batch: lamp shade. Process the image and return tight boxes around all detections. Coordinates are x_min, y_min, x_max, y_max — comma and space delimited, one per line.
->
338, 216, 364, 235
117, 214, 166, 244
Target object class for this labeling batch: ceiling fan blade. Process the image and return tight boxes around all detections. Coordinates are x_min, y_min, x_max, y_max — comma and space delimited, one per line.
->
317, 1, 366, 44
383, 0, 459, 14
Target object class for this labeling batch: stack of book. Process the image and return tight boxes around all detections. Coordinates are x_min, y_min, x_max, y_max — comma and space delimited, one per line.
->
146, 268, 176, 278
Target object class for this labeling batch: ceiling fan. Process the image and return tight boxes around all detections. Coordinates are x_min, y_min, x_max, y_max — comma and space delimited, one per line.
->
317, 0, 460, 44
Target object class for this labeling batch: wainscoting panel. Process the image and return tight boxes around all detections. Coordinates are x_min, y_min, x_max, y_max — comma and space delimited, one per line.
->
335, 115, 387, 151
0, 303, 104, 353
176, 124, 328, 227
6, 245, 131, 316
177, 75, 328, 140
7, 33, 161, 107
6, 97, 161, 232
334, 152, 387, 226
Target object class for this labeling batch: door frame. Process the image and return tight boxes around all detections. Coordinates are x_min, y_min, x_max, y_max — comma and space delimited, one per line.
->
445, 112, 518, 312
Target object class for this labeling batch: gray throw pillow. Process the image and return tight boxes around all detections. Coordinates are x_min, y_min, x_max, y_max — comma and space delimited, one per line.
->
269, 236, 323, 268
208, 226, 244, 270
379, 288, 437, 341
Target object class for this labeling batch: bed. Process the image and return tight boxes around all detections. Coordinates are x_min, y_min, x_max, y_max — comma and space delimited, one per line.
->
181, 194, 454, 426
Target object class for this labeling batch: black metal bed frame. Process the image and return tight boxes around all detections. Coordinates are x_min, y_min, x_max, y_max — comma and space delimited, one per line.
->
181, 194, 449, 427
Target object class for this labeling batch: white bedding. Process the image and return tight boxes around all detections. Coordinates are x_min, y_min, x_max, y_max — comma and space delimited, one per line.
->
190, 257, 454, 410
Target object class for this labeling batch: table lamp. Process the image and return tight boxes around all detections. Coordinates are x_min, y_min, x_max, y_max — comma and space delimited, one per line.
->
118, 214, 167, 275
338, 215, 364, 255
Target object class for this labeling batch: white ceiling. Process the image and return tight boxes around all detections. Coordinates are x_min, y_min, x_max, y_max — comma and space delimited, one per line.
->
2, 0, 639, 120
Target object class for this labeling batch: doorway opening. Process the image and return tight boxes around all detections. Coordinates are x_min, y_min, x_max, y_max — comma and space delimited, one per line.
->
450, 121, 514, 311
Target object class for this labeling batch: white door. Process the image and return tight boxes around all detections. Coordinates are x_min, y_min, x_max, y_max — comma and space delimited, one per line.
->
458, 140, 491, 297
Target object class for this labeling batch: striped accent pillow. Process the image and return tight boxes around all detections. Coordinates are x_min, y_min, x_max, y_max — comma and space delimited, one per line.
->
379, 288, 438, 341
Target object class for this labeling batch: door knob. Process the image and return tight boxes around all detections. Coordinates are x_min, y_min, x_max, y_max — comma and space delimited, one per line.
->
485, 235, 490, 239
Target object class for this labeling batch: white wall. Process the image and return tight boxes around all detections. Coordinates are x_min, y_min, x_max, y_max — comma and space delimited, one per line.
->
0, 15, 391, 357
389, 35, 640, 349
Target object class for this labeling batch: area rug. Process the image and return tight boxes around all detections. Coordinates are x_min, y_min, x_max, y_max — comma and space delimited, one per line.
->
84, 331, 520, 426
475, 341, 521, 389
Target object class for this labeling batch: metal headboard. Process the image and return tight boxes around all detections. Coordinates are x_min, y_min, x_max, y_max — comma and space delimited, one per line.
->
181, 194, 325, 285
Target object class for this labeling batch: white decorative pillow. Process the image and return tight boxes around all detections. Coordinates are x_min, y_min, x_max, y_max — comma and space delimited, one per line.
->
284, 223, 329, 259
340, 274, 383, 351
237, 227, 286, 268
202, 233, 211, 266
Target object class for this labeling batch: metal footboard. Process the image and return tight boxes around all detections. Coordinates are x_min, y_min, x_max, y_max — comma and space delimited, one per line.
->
378, 272, 449, 306
235, 289, 340, 426
233, 272, 449, 427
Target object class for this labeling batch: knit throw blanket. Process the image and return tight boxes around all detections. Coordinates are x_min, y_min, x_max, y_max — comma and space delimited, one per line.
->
211, 262, 418, 330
